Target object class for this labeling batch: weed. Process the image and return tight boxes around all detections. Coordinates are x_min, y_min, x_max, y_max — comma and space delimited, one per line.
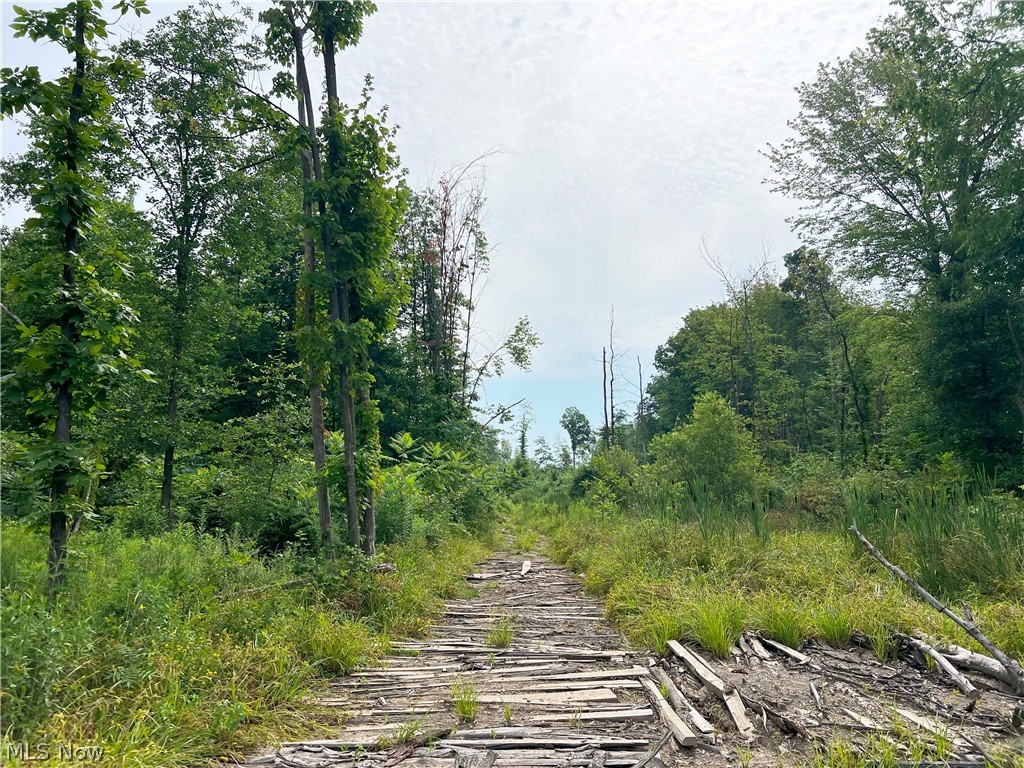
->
812, 602, 854, 646
503, 702, 514, 726
690, 596, 744, 658
377, 714, 426, 748
758, 601, 806, 650
451, 679, 479, 722
486, 615, 515, 648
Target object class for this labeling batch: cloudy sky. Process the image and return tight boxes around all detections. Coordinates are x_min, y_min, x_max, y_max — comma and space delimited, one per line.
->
1, 1, 890, 451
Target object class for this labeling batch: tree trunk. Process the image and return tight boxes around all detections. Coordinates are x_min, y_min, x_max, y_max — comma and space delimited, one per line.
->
161, 367, 178, 525
602, 346, 609, 447
293, 28, 334, 559
49, 1, 87, 591
318, 24, 362, 550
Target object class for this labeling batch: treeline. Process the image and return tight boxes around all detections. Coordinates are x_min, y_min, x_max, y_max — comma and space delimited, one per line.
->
544, 0, 1023, 491
0, 1, 536, 584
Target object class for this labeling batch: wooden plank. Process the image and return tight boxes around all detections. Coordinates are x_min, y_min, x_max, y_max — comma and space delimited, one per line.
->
478, 689, 618, 705
650, 667, 714, 736
724, 691, 755, 740
439, 739, 650, 750
533, 667, 649, 682
528, 708, 654, 723
640, 678, 698, 747
666, 641, 728, 698
758, 636, 810, 664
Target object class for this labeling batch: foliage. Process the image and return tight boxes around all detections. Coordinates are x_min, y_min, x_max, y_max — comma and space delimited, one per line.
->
512, 499, 1023, 663
649, 393, 759, 506
0, 520, 491, 765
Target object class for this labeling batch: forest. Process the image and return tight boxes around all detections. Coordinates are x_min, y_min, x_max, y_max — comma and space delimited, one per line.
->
1, 1, 1022, 767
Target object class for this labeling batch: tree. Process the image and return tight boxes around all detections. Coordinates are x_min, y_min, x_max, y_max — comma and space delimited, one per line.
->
1, 0, 148, 587
649, 392, 759, 506
113, 7, 283, 524
767, 0, 1024, 471
261, 0, 335, 556
560, 407, 593, 468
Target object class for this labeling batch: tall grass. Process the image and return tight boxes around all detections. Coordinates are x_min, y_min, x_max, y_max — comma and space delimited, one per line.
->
0, 521, 492, 767
513, 498, 1023, 662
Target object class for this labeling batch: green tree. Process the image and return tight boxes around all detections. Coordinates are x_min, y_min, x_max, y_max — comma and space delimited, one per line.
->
767, 0, 1024, 472
649, 392, 759, 506
1, 0, 148, 586
112, 7, 285, 524
560, 407, 593, 468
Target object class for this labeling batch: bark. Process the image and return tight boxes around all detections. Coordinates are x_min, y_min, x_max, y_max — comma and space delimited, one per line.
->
315, 25, 361, 550
49, 1, 87, 590
292, 26, 334, 559
851, 522, 1024, 695
602, 346, 609, 447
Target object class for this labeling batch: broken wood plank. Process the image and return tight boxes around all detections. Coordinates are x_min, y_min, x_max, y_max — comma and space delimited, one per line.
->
666, 641, 729, 698
758, 636, 810, 664
640, 677, 698, 746
477, 689, 618, 705
723, 691, 755, 740
528, 708, 654, 723
650, 667, 714, 736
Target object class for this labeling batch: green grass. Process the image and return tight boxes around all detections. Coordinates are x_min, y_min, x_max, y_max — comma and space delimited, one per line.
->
450, 679, 479, 722
485, 615, 515, 648
510, 501, 1024, 662
0, 521, 492, 767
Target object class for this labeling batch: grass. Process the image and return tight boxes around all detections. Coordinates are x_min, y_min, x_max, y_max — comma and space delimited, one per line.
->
502, 702, 514, 726
0, 521, 493, 767
450, 679, 479, 722
485, 615, 515, 648
509, 501, 1024, 663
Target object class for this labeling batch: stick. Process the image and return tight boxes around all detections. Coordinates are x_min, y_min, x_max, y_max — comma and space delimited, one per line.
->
895, 632, 981, 701
626, 730, 673, 768
850, 521, 1024, 696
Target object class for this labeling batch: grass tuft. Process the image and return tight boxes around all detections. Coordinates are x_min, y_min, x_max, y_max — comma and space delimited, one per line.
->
451, 679, 479, 722
486, 615, 515, 648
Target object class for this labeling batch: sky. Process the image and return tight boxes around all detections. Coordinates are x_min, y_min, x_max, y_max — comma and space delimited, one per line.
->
0, 0, 891, 452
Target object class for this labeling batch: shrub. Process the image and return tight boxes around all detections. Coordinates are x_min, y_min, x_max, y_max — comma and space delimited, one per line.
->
649, 393, 760, 507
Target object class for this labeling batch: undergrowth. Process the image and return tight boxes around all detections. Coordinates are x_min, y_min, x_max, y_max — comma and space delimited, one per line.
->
0, 521, 494, 766
509, 502, 1024, 662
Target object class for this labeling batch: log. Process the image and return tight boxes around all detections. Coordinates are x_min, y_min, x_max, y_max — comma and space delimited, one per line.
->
650, 667, 714, 736
895, 632, 981, 701
640, 678, 698, 746
850, 521, 1024, 696
919, 635, 1020, 689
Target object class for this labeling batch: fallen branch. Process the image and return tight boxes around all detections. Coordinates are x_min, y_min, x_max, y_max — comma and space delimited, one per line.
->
849, 521, 1024, 696
894, 632, 981, 701
626, 730, 673, 768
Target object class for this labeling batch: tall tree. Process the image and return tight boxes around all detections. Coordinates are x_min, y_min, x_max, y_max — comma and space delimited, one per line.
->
1, 0, 148, 586
113, 7, 283, 524
767, 0, 1024, 471
261, 0, 335, 557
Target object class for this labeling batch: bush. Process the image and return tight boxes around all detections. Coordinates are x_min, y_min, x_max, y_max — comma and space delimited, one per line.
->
649, 392, 760, 506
